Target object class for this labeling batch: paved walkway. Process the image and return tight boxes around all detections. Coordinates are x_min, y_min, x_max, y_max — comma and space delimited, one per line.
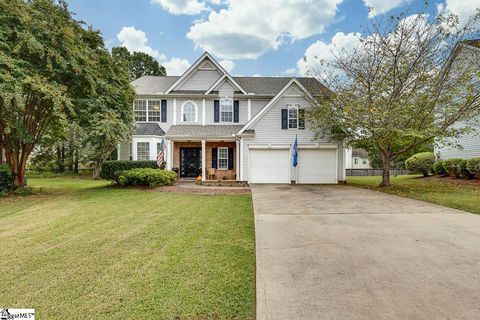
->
251, 184, 480, 320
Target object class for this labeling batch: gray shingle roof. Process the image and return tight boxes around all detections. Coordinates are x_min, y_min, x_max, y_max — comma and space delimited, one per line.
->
166, 125, 243, 138
135, 123, 165, 136
131, 75, 328, 96
352, 148, 369, 158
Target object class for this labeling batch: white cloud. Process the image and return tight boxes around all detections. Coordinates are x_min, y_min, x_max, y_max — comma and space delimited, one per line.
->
163, 57, 191, 75
297, 32, 362, 76
219, 59, 235, 72
441, 0, 480, 26
151, 0, 207, 15
117, 26, 190, 76
282, 68, 298, 76
117, 26, 164, 59
186, 0, 343, 60
363, 0, 410, 17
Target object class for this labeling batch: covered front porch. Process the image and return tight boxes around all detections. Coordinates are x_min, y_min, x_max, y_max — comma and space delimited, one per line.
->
167, 140, 239, 182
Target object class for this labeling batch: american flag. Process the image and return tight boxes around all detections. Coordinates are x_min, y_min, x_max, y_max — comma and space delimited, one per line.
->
157, 140, 167, 168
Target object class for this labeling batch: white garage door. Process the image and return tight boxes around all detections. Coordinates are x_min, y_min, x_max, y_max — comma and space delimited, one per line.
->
297, 148, 337, 184
249, 149, 290, 183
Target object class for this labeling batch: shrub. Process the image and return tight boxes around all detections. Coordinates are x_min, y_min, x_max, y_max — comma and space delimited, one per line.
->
117, 168, 177, 188
0, 164, 13, 194
405, 152, 435, 177
459, 160, 474, 179
442, 158, 463, 177
432, 160, 446, 175
100, 160, 158, 180
466, 158, 480, 178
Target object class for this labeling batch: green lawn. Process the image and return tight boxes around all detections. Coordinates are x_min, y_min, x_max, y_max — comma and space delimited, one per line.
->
0, 177, 255, 319
347, 175, 480, 215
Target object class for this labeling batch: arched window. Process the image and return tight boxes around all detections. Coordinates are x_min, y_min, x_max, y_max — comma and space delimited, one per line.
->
182, 101, 197, 122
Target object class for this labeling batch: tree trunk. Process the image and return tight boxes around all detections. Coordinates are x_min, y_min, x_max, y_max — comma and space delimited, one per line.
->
0, 134, 4, 165
380, 154, 391, 188
74, 149, 79, 174
93, 158, 103, 180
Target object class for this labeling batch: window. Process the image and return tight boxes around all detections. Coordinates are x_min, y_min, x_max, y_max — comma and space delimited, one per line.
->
220, 98, 233, 122
288, 104, 299, 129
157, 142, 161, 155
218, 147, 228, 170
148, 100, 161, 122
134, 100, 147, 121
137, 142, 150, 160
182, 101, 197, 122
362, 159, 367, 165
354, 158, 358, 165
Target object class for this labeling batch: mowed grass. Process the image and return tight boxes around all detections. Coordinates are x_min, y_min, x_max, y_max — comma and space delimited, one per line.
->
347, 175, 480, 215
0, 177, 255, 319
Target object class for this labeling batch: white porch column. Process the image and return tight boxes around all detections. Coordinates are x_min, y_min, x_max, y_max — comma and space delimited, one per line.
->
166, 140, 172, 170
201, 140, 206, 182
117, 144, 120, 160
240, 139, 244, 181
235, 139, 240, 181
173, 98, 177, 125
132, 139, 138, 161
247, 99, 252, 120
202, 98, 206, 126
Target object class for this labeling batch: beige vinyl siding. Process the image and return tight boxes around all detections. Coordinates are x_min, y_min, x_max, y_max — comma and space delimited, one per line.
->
241, 94, 345, 182
436, 122, 480, 159
177, 69, 222, 91
118, 142, 131, 160
218, 80, 235, 97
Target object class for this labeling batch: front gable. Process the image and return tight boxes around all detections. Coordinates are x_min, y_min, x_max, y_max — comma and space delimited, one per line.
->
165, 52, 247, 95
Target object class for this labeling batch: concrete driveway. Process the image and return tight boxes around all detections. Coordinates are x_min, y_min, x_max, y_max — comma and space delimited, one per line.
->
251, 184, 480, 320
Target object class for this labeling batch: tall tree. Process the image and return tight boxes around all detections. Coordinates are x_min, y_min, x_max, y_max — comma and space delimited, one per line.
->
307, 7, 480, 187
112, 47, 166, 80
0, 0, 134, 187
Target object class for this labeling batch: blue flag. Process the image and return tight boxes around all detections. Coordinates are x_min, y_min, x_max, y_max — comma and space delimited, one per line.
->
292, 135, 298, 167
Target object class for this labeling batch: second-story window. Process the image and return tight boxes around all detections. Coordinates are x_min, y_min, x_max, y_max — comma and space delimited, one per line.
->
148, 100, 161, 122
220, 98, 233, 122
134, 100, 147, 121
182, 101, 197, 122
288, 104, 299, 129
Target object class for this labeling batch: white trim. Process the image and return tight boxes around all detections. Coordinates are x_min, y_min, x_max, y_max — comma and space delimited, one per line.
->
202, 98, 206, 126
248, 144, 291, 150
298, 144, 338, 149
180, 100, 198, 123
237, 78, 314, 135
164, 52, 247, 94
217, 147, 229, 170
173, 98, 177, 125
236, 140, 240, 180
117, 144, 120, 160
204, 74, 247, 95
247, 99, 251, 120
287, 104, 300, 129
201, 140, 206, 181
219, 97, 234, 123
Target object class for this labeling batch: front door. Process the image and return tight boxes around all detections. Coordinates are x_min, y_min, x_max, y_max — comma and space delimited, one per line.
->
180, 147, 201, 178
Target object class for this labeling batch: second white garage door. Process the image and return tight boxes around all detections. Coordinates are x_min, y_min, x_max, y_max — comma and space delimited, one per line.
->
297, 148, 337, 184
249, 149, 290, 183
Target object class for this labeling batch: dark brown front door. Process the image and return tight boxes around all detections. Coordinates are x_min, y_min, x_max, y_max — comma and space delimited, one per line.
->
180, 147, 201, 178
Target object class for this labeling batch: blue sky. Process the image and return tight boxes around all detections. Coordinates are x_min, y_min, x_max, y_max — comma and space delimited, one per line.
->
65, 0, 478, 76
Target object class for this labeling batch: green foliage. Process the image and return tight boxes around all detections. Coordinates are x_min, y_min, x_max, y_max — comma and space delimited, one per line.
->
432, 160, 447, 175
112, 47, 166, 80
442, 158, 463, 177
117, 168, 177, 188
100, 160, 158, 180
466, 158, 480, 177
405, 152, 435, 176
459, 160, 474, 179
0, 164, 13, 194
367, 142, 433, 169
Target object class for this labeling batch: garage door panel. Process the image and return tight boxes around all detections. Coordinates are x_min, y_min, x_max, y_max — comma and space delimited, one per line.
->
297, 149, 337, 184
249, 149, 290, 184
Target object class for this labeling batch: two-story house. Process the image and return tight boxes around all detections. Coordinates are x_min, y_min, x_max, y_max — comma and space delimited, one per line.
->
117, 52, 345, 184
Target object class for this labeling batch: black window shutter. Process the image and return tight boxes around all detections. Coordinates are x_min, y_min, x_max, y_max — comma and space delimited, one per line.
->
228, 148, 234, 170
298, 109, 305, 129
161, 100, 167, 122
281, 109, 288, 129
233, 100, 239, 123
212, 148, 218, 168
214, 100, 220, 123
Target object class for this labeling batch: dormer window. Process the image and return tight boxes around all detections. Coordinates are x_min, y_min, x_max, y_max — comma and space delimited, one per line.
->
182, 101, 197, 122
220, 98, 233, 123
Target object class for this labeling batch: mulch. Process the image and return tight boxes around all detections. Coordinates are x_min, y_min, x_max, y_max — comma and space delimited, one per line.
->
422, 175, 480, 187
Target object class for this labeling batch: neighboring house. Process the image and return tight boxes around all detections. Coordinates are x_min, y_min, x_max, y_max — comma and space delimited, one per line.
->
345, 148, 371, 169
435, 40, 480, 160
118, 52, 345, 184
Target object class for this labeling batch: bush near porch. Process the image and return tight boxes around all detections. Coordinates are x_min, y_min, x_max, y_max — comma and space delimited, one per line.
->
100, 160, 158, 180
117, 168, 177, 188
